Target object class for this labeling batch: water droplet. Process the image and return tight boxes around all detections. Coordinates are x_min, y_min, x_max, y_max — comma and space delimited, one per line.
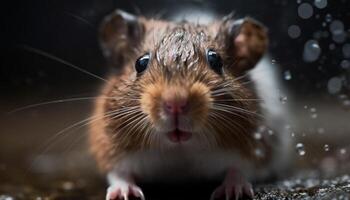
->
329, 43, 336, 50
297, 0, 302, 3
304, 105, 308, 109
317, 127, 325, 134
310, 107, 317, 112
258, 125, 266, 132
327, 77, 343, 94
338, 94, 348, 100
324, 144, 330, 151
330, 20, 344, 34
343, 100, 350, 109
310, 113, 318, 119
284, 70, 292, 80
340, 148, 347, 155
0, 195, 14, 200
62, 181, 75, 190
332, 31, 346, 43
254, 148, 264, 157
271, 59, 277, 64
268, 130, 274, 135
303, 40, 321, 62
322, 31, 329, 38
298, 3, 313, 19
280, 95, 288, 104
291, 132, 295, 137
342, 43, 350, 58
340, 60, 350, 69
288, 25, 301, 38
313, 31, 322, 39
254, 132, 262, 140
296, 143, 306, 156
314, 0, 328, 8
325, 14, 332, 22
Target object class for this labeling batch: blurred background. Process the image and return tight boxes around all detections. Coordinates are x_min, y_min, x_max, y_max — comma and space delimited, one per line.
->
1, 0, 350, 199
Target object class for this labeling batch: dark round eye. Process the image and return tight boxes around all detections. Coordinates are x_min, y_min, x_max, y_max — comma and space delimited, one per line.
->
206, 50, 223, 74
135, 53, 150, 74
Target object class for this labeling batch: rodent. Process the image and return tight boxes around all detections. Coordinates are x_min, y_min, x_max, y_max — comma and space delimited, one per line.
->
89, 9, 292, 200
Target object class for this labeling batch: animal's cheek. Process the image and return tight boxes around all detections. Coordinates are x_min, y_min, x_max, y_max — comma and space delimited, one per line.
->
188, 82, 212, 125
139, 84, 164, 124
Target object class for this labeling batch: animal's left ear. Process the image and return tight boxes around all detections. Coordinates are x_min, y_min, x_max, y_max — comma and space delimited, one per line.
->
218, 17, 268, 75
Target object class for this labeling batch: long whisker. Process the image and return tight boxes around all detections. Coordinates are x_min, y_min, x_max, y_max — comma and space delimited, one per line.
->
28, 108, 131, 172
8, 96, 118, 114
19, 45, 109, 83
38, 106, 140, 154
212, 103, 265, 119
214, 98, 263, 102
63, 11, 95, 28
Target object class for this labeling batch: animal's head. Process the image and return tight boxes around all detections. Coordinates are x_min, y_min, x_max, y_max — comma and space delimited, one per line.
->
100, 10, 268, 151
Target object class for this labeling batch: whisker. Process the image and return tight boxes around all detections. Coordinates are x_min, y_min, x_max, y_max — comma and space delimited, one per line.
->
63, 11, 95, 28
19, 45, 109, 83
8, 96, 117, 114
214, 98, 263, 102
212, 103, 265, 119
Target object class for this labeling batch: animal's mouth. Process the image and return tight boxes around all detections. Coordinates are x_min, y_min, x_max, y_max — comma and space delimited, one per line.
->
168, 129, 192, 143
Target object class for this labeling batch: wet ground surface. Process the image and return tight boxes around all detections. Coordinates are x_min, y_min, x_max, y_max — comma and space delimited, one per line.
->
1, 99, 350, 200
1, 168, 350, 200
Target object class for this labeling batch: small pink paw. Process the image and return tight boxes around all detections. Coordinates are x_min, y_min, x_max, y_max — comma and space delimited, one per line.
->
106, 182, 145, 200
210, 170, 254, 200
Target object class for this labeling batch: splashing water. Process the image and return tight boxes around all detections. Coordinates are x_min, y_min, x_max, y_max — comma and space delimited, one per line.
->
288, 25, 301, 39
284, 70, 292, 80
340, 60, 350, 69
314, 0, 328, 9
254, 132, 262, 140
327, 77, 343, 94
324, 144, 330, 152
303, 40, 321, 62
325, 14, 332, 22
296, 143, 306, 156
298, 3, 313, 19
340, 148, 347, 155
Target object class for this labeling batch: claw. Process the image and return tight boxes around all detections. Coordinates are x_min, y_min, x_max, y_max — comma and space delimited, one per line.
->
243, 183, 254, 199
106, 183, 144, 200
134, 187, 145, 200
210, 168, 254, 200
122, 193, 128, 200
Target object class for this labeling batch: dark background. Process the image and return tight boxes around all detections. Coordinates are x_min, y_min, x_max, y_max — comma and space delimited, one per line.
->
1, 0, 349, 99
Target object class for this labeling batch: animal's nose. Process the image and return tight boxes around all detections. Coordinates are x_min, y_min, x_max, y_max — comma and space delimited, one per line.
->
162, 87, 189, 115
164, 99, 188, 115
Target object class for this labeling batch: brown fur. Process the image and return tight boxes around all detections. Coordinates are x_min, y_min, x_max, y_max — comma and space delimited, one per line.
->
89, 12, 271, 173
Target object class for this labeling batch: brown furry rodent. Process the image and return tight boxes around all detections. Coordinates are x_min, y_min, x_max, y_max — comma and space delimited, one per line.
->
89, 9, 291, 200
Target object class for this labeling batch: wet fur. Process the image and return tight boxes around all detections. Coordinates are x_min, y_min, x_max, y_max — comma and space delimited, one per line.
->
89, 12, 287, 182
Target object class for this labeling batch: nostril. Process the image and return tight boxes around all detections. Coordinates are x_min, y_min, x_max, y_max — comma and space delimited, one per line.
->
164, 100, 188, 114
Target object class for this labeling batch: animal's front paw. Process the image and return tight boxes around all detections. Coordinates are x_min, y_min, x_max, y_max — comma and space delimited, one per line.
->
106, 181, 145, 200
210, 169, 254, 200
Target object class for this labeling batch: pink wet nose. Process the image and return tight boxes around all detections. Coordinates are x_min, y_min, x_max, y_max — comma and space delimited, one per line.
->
164, 99, 188, 115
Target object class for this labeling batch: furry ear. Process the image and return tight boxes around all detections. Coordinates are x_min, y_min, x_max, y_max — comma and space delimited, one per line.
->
99, 9, 145, 66
219, 16, 268, 75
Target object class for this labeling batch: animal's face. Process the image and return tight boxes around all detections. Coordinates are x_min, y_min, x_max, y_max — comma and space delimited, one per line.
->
100, 10, 267, 150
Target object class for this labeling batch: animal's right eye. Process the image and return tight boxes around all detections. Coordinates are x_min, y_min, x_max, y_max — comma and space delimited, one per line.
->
135, 53, 150, 74
206, 49, 223, 75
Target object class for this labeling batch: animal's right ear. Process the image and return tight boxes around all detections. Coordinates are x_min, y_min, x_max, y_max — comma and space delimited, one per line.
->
99, 9, 145, 66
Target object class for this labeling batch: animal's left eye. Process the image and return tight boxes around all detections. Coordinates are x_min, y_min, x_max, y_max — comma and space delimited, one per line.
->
135, 53, 150, 74
206, 49, 223, 74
